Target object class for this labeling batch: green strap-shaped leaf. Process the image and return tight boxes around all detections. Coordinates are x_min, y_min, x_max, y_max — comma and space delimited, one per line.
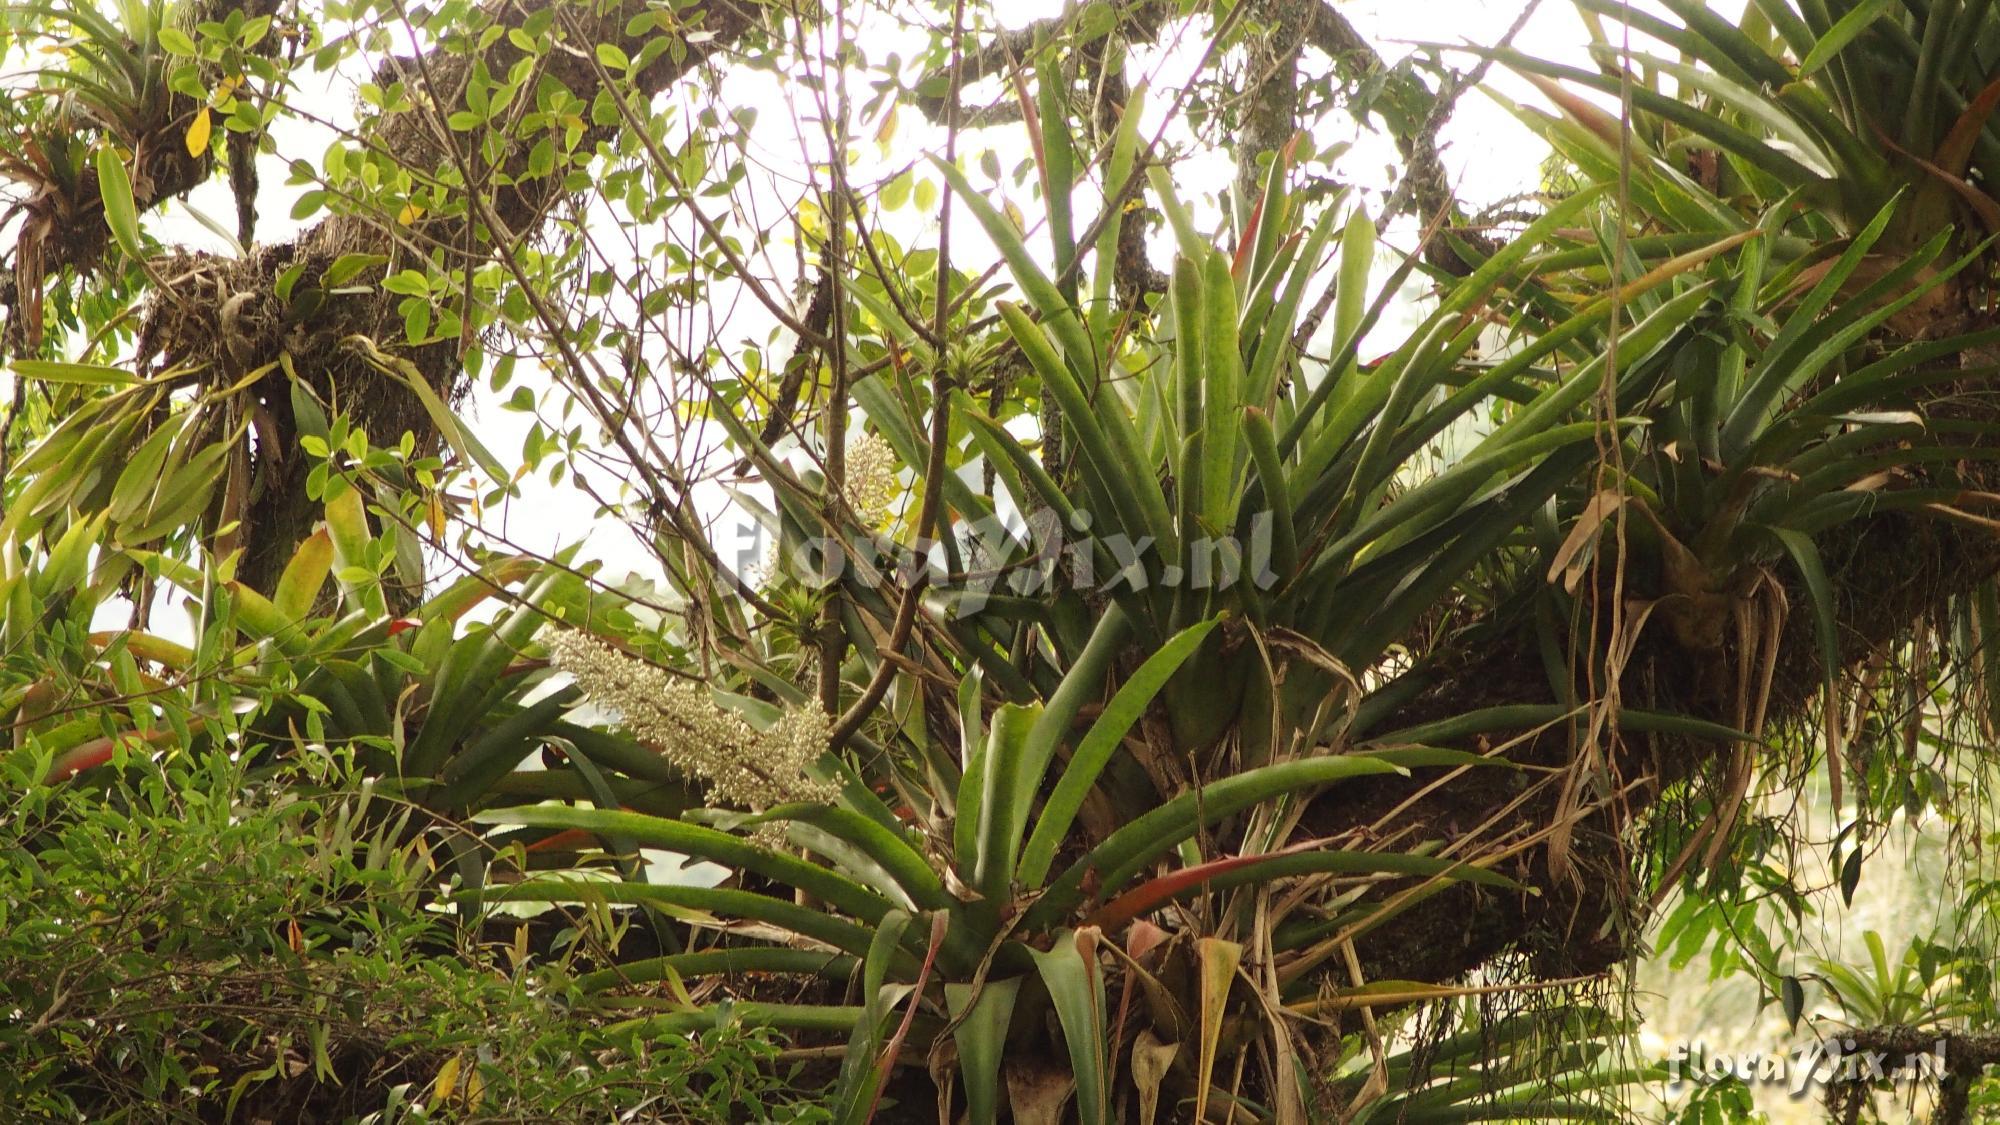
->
1288, 188, 1611, 479
1089, 80, 1147, 352
1241, 409, 1298, 582
1017, 614, 1221, 887
997, 302, 1177, 554
1798, 0, 1891, 77
751, 803, 950, 912
1731, 232, 1978, 456
478, 879, 885, 963
430, 688, 579, 811
1768, 525, 1842, 701
1147, 165, 1213, 263
1172, 257, 1206, 519
1245, 134, 1297, 291
968, 700, 1041, 903
473, 805, 904, 931
1244, 203, 1344, 412
830, 909, 914, 1121
421, 555, 538, 621
1199, 250, 1244, 528
1321, 422, 1627, 584
612, 1002, 867, 1038
95, 146, 144, 259
1004, 604, 1133, 875
1486, 47, 1827, 188
1024, 754, 1405, 931
405, 567, 570, 778
1718, 193, 1903, 447
1361, 702, 1757, 749
1484, 281, 1716, 447
13, 359, 137, 385
344, 335, 511, 483
932, 156, 1093, 365
577, 947, 858, 993
1035, 56, 1078, 302
946, 977, 1021, 1125
1030, 930, 1109, 1125
959, 407, 1150, 630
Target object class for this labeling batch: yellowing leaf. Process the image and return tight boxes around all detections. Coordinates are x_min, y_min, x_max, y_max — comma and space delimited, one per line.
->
429, 1054, 461, 1111
396, 202, 425, 225
273, 528, 334, 625
185, 108, 212, 157
1193, 937, 1243, 1125
1131, 1031, 1179, 1125
661, 965, 699, 1011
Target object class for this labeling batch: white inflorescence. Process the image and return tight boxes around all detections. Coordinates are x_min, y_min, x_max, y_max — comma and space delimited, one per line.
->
842, 431, 905, 531
543, 629, 837, 810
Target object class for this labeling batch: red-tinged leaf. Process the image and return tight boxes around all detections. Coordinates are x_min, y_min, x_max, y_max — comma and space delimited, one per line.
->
1083, 839, 1513, 936
1872, 122, 2000, 233
1519, 71, 1623, 147
522, 827, 600, 854
1126, 919, 1170, 963
47, 739, 119, 782
1232, 192, 1267, 281
1231, 132, 1302, 283
859, 911, 949, 1123
1935, 75, 2000, 178
520, 810, 641, 854
387, 617, 420, 635
1008, 71, 1048, 197
1085, 851, 1276, 934
46, 729, 169, 783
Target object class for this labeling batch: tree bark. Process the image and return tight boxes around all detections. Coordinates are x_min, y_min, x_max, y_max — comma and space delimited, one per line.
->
3, 0, 761, 592
1232, 0, 1308, 212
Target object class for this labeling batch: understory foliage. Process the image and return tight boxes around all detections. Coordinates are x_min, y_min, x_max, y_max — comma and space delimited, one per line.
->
11, 0, 2000, 1122
0, 752, 816, 1122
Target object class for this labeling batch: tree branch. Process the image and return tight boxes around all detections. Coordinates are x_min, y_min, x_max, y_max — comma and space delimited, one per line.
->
1829, 1025, 2000, 1125
0, 0, 764, 590
1315, 460, 2000, 1001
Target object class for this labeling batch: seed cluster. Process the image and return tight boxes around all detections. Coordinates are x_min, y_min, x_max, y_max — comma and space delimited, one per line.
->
543, 629, 837, 810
